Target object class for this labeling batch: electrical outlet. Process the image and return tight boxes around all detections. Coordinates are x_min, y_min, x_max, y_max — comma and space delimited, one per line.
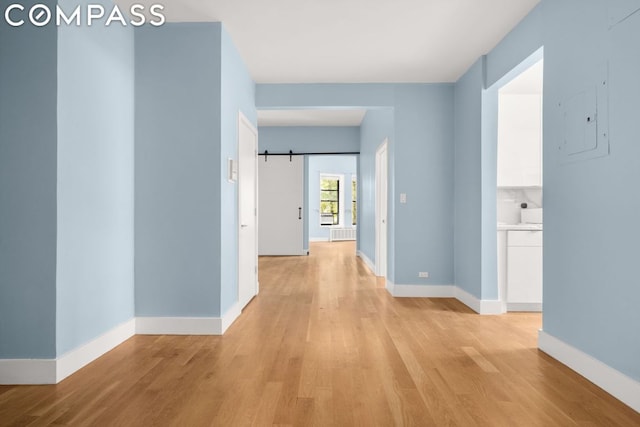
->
418, 272, 429, 278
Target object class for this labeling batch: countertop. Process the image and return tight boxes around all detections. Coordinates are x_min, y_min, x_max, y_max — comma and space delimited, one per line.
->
497, 223, 543, 231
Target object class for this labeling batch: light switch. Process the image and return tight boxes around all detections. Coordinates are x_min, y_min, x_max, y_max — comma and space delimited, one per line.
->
227, 158, 237, 182
400, 193, 407, 204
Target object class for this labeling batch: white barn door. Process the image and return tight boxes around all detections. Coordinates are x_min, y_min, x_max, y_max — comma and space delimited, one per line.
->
258, 155, 304, 255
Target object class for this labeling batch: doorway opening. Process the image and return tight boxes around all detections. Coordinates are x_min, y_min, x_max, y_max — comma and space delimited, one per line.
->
309, 155, 358, 252
496, 58, 544, 314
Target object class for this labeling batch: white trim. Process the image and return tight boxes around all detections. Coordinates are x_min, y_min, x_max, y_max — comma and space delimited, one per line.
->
453, 287, 480, 313
310, 237, 330, 242
382, 284, 502, 315
538, 330, 640, 413
385, 278, 394, 295
220, 302, 242, 334
136, 317, 222, 335
507, 302, 542, 312
454, 287, 503, 314
0, 310, 247, 385
0, 318, 135, 385
0, 359, 56, 385
375, 139, 388, 277
56, 318, 136, 382
479, 299, 503, 315
357, 250, 375, 273
391, 284, 455, 298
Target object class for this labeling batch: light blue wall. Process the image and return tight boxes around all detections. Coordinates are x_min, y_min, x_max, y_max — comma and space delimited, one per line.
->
259, 126, 360, 153
453, 58, 483, 298
220, 26, 256, 315
453, 5, 543, 300
393, 85, 454, 286
454, 0, 639, 382
359, 109, 394, 266
257, 84, 395, 109
0, 2, 58, 359
308, 156, 358, 240
541, 0, 640, 381
56, 0, 135, 356
135, 23, 222, 317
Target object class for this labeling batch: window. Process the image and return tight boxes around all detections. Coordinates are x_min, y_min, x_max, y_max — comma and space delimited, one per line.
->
352, 177, 357, 225
320, 176, 340, 226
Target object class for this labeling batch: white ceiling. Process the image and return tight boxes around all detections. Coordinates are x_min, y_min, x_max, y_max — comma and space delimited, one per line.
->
120, 0, 540, 84
258, 109, 367, 127
121, 0, 541, 126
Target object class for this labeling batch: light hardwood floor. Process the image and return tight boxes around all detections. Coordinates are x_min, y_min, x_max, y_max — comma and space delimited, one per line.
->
1, 241, 638, 426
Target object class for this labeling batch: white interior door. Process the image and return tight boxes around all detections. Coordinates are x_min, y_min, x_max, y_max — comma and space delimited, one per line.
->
375, 140, 388, 278
238, 113, 258, 309
258, 155, 304, 255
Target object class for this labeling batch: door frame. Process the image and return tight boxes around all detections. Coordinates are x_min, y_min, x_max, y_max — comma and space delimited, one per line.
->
375, 139, 388, 278
237, 111, 259, 308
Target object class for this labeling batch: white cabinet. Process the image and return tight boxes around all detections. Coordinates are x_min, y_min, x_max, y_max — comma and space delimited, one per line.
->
506, 230, 542, 311
497, 94, 542, 187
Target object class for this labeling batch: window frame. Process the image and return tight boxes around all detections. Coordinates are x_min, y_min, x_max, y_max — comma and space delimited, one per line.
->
319, 174, 344, 227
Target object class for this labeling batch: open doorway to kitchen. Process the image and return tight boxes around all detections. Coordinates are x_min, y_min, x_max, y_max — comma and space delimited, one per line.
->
496, 58, 544, 314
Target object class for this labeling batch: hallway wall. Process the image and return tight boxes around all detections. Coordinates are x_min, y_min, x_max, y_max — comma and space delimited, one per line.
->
0, 1, 58, 359
56, 0, 135, 356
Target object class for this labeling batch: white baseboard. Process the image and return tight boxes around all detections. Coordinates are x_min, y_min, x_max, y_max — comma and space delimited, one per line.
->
385, 279, 394, 294
390, 283, 455, 298
454, 286, 480, 312
309, 237, 329, 242
57, 318, 136, 382
384, 283, 502, 315
0, 359, 56, 385
1, 308, 246, 385
507, 302, 542, 312
538, 330, 640, 413
220, 302, 242, 334
0, 318, 135, 385
136, 316, 222, 335
454, 287, 503, 315
356, 250, 375, 274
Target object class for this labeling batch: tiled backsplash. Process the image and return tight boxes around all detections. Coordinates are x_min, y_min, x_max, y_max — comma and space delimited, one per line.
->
497, 187, 542, 224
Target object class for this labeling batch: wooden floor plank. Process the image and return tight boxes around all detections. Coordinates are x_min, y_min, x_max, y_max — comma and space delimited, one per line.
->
1, 241, 638, 426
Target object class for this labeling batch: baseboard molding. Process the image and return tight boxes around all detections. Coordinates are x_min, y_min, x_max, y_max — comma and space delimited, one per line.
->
220, 302, 242, 334
538, 330, 640, 413
356, 250, 375, 274
507, 302, 542, 312
390, 283, 455, 298
0, 318, 135, 385
385, 279, 394, 295
454, 287, 503, 315
57, 318, 136, 382
0, 359, 56, 385
1, 308, 245, 385
309, 237, 329, 242
384, 283, 502, 315
136, 316, 222, 335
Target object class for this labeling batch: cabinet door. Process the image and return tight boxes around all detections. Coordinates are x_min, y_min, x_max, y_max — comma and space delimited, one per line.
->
507, 245, 542, 304
497, 94, 542, 187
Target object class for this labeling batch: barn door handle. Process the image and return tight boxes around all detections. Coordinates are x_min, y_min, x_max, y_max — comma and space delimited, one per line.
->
298, 207, 302, 220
